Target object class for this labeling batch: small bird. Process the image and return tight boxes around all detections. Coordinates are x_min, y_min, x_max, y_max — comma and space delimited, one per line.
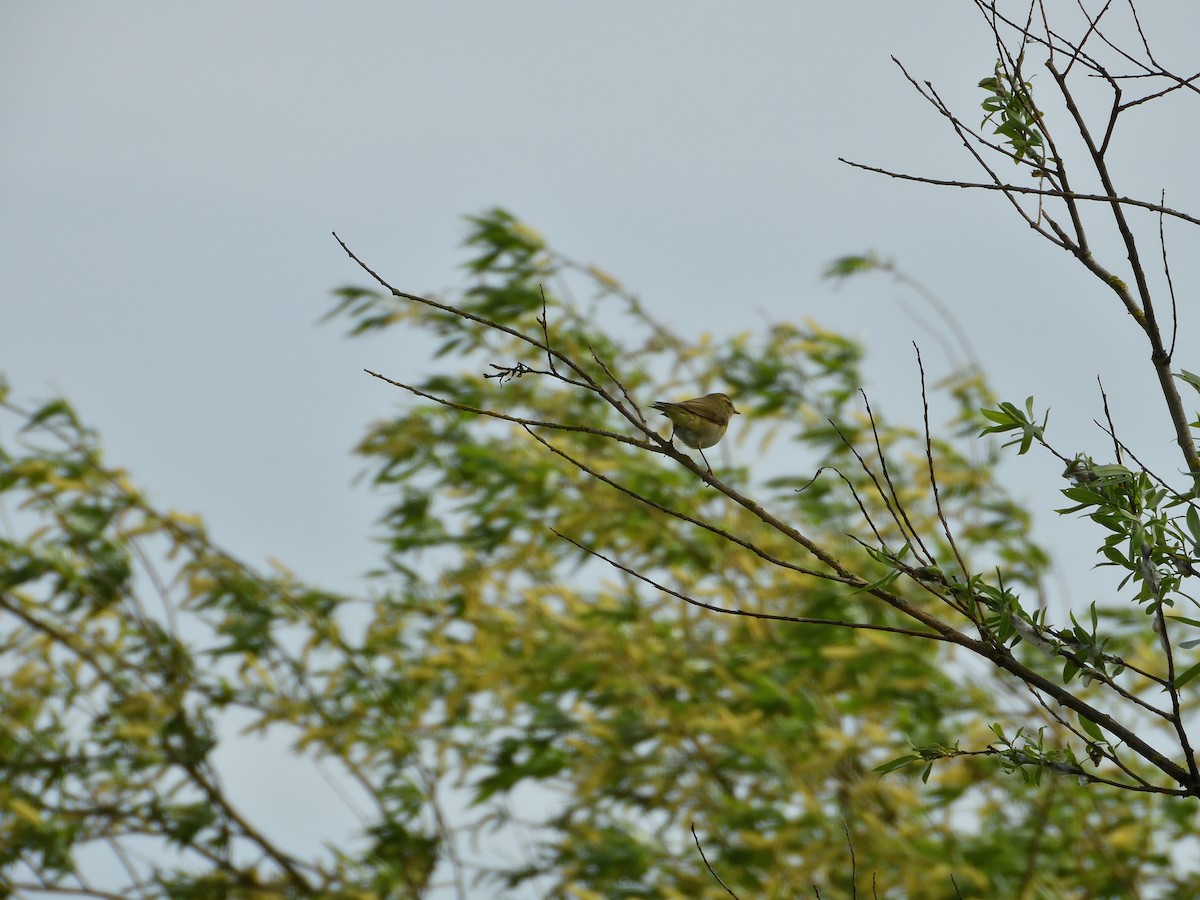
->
651, 392, 740, 473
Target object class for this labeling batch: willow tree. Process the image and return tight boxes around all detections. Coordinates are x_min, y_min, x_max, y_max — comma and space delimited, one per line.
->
2, 2, 1199, 898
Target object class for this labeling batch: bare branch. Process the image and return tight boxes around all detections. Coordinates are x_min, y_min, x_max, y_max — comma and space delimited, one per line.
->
913, 345, 973, 598
1158, 190, 1181, 361
364, 368, 653, 452
1153, 606, 1200, 781
553, 529, 951, 642
836, 159, 1200, 229
691, 822, 742, 899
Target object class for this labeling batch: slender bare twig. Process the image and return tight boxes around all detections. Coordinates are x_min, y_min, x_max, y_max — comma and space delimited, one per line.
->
521, 428, 838, 584
859, 391, 937, 567
1154, 604, 1200, 781
551, 528, 950, 642
691, 822, 742, 899
1097, 378, 1124, 465
827, 419, 933, 565
535, 285, 559, 377
843, 820, 859, 900
798, 465, 889, 549
334, 232, 651, 440
1158, 190, 1180, 361
588, 345, 645, 426
836, 160, 1200, 229
363, 368, 653, 452
914, 345, 973, 597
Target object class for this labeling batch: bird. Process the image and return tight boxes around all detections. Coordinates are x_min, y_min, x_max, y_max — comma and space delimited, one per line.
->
651, 392, 740, 473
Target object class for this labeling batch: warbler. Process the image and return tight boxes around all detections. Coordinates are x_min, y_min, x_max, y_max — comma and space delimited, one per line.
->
651, 392, 740, 472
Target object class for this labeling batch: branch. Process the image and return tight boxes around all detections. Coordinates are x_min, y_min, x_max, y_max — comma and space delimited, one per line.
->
691, 822, 741, 899
364, 369, 654, 453
836, 159, 1200, 229
552, 528, 951, 643
333, 232, 651, 440
914, 345, 972, 595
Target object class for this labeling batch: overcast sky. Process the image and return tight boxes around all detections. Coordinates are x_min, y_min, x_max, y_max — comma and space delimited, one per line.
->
4, 2, 1200, 892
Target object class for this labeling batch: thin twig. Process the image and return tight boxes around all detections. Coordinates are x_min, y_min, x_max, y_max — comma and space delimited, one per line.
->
827, 419, 930, 564
836, 159, 1200, 229
691, 822, 741, 899
364, 369, 652, 451
333, 232, 655, 443
843, 821, 859, 900
860, 391, 936, 566
798, 465, 888, 549
520, 427, 841, 584
588, 345, 645, 427
535, 285, 559, 376
1154, 605, 1200, 781
551, 529, 951, 642
914, 345, 972, 595
1097, 377, 1124, 466
1158, 190, 1180, 361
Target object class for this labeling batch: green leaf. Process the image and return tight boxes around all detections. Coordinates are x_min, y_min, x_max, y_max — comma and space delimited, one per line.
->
1174, 661, 1200, 690
1175, 369, 1200, 395
822, 253, 883, 280
1077, 714, 1103, 741
873, 754, 919, 776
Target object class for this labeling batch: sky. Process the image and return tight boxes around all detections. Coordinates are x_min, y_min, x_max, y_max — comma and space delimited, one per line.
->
4, 1, 1200, 893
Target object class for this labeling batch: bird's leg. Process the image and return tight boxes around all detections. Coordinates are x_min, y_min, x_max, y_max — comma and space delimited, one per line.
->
698, 447, 713, 474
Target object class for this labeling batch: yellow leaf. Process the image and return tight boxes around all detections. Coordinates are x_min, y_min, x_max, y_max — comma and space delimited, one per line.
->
1105, 823, 1145, 851
510, 221, 545, 247
586, 264, 622, 291
8, 797, 43, 827
821, 644, 865, 660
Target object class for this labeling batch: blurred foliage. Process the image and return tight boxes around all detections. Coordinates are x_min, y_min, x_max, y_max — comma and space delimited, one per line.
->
2, 208, 1196, 899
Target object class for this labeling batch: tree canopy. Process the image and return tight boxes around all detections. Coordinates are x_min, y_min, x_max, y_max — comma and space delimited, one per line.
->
3, 3, 1200, 898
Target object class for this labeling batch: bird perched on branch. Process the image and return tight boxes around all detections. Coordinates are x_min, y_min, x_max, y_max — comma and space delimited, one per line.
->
651, 392, 740, 473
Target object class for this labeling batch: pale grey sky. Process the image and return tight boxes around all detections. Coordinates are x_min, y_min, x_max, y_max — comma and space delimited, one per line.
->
3, 1, 1200, 893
